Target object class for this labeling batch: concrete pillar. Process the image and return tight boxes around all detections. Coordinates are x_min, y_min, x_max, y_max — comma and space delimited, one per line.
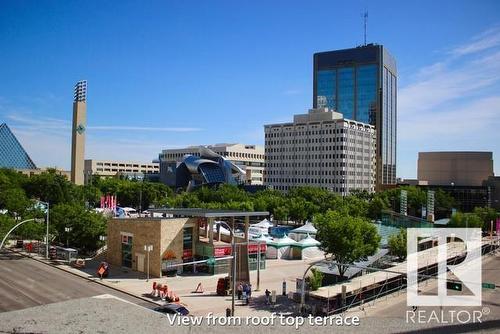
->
208, 218, 214, 245
244, 216, 250, 241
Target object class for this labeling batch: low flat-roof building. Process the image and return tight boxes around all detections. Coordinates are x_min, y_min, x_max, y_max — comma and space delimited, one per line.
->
107, 209, 268, 279
84, 159, 159, 184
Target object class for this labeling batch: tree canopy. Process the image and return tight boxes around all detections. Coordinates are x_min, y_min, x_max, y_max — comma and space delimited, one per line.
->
388, 229, 407, 261
314, 210, 381, 278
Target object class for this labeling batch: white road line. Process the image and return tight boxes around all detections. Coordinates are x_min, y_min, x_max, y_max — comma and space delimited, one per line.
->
92, 294, 157, 313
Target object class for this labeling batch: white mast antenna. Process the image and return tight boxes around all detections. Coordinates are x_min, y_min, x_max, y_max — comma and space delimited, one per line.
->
364, 11, 368, 46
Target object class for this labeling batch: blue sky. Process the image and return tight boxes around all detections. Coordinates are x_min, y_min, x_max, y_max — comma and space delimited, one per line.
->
0, 0, 499, 178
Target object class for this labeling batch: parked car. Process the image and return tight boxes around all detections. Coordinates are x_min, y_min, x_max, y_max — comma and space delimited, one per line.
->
153, 303, 189, 316
16, 240, 24, 248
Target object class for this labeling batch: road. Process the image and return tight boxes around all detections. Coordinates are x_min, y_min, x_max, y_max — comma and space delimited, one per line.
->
0, 250, 157, 312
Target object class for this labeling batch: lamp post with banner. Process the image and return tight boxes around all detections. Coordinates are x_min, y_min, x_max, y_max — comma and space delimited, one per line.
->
144, 244, 153, 281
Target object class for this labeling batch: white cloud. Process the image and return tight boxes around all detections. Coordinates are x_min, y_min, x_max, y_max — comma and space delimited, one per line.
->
449, 26, 500, 56
399, 51, 500, 116
87, 125, 201, 132
2, 111, 202, 169
398, 26, 500, 178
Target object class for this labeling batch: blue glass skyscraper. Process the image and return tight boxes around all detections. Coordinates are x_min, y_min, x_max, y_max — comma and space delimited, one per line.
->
313, 44, 397, 187
0, 123, 37, 169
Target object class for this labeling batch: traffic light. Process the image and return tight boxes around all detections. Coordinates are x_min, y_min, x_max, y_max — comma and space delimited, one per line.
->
447, 281, 462, 291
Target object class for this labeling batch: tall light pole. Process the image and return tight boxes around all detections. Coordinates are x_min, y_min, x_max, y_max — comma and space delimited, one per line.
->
256, 240, 261, 291
65, 227, 72, 248
218, 220, 236, 316
0, 218, 43, 250
144, 244, 153, 281
232, 242, 237, 315
37, 200, 50, 259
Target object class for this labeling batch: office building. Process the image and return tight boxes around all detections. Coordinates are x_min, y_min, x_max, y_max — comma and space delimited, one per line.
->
159, 143, 264, 186
418, 151, 494, 187
70, 80, 87, 185
313, 44, 397, 188
264, 108, 376, 195
484, 176, 500, 210
84, 159, 159, 183
409, 151, 495, 212
0, 123, 37, 169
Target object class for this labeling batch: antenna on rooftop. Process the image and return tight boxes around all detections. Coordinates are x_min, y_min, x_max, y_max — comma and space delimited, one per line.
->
363, 11, 368, 46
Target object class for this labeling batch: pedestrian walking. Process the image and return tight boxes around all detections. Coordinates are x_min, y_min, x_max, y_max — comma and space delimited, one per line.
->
265, 289, 271, 305
237, 282, 243, 300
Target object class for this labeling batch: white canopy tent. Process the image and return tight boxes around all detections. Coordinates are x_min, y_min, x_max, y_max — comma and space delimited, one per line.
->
291, 234, 323, 259
289, 221, 318, 241
251, 233, 272, 242
265, 235, 297, 259
253, 218, 273, 229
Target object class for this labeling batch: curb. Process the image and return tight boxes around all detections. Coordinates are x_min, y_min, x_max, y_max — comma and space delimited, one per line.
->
7, 248, 161, 308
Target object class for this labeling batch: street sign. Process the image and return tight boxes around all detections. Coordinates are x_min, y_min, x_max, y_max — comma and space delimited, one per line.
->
482, 282, 496, 290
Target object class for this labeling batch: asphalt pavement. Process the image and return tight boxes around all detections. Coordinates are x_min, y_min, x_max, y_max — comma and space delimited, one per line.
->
0, 250, 157, 312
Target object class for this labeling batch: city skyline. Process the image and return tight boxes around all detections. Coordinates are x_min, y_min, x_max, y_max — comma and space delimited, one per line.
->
0, 1, 499, 178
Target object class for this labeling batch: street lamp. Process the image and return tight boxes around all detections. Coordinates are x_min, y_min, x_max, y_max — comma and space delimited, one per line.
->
0, 218, 44, 250
37, 200, 50, 260
217, 220, 236, 316
144, 244, 153, 281
64, 227, 72, 248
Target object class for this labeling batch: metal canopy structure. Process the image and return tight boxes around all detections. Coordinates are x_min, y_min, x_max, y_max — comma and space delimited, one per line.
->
147, 208, 269, 218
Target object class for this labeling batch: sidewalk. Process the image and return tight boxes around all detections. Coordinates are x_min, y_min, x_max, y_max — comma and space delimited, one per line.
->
11, 247, 318, 316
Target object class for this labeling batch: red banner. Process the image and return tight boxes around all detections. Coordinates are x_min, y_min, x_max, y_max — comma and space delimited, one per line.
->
214, 246, 232, 257
248, 243, 267, 254
183, 249, 193, 258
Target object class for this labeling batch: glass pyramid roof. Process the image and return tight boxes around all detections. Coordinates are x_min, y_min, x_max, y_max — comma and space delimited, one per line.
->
0, 123, 37, 169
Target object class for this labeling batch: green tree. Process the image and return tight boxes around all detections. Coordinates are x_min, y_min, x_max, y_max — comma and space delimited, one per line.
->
288, 198, 308, 224
50, 203, 107, 252
273, 206, 289, 221
314, 210, 380, 279
473, 207, 499, 231
0, 188, 30, 217
368, 195, 389, 220
24, 170, 74, 205
0, 215, 15, 242
388, 229, 407, 261
448, 212, 483, 228
434, 189, 456, 213
308, 268, 324, 291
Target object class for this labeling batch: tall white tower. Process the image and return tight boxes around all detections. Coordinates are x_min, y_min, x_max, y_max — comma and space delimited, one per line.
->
70, 80, 87, 185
